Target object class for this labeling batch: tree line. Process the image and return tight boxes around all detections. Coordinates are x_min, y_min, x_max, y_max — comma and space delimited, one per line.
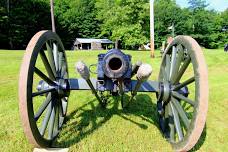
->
0, 0, 227, 50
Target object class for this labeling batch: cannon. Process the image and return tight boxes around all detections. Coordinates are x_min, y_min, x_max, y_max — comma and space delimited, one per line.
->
18, 1, 208, 152
76, 49, 152, 108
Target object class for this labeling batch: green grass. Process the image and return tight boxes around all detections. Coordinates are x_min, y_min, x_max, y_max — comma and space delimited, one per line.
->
0, 49, 228, 152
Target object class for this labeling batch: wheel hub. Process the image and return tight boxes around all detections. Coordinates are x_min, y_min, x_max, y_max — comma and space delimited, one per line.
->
56, 79, 69, 97
37, 79, 70, 98
158, 81, 172, 102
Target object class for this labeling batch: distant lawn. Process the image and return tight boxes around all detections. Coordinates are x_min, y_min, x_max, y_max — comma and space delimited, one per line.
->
0, 49, 227, 152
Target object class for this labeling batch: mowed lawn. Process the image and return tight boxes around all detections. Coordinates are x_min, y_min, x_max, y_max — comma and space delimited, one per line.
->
0, 49, 228, 152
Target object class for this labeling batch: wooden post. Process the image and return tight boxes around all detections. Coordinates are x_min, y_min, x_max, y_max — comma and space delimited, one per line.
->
115, 39, 119, 49
7, 0, 10, 14
172, 23, 175, 37
50, 0, 56, 32
7, 0, 13, 49
150, 0, 155, 58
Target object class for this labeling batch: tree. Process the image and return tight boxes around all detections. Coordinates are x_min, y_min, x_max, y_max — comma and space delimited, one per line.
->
220, 9, 228, 46
153, 0, 190, 48
96, 0, 149, 49
0, 0, 51, 49
188, 0, 209, 11
0, 1, 9, 49
0, 0, 227, 50
221, 8, 228, 28
54, 0, 101, 49
186, 0, 227, 48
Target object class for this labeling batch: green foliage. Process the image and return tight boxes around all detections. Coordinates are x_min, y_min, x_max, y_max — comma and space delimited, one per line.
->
221, 8, 228, 28
96, 0, 149, 49
54, 0, 101, 48
154, 0, 188, 48
0, 1, 9, 49
190, 10, 221, 48
0, 0, 227, 49
188, 0, 209, 11
0, 0, 51, 49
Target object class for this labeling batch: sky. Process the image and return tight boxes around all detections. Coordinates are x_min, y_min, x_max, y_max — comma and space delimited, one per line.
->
176, 0, 228, 12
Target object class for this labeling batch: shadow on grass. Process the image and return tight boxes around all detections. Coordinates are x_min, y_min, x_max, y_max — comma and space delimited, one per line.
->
53, 94, 159, 147
53, 94, 207, 150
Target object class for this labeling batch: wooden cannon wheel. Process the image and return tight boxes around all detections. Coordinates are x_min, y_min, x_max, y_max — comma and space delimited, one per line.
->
19, 30, 70, 147
157, 36, 208, 151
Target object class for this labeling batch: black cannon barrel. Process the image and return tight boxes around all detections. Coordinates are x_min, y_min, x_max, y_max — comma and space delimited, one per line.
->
102, 49, 131, 79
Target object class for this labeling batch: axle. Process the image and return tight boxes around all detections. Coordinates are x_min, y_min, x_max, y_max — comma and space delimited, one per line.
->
67, 78, 159, 92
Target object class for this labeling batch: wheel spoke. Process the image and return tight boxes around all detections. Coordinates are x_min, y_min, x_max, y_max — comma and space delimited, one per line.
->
34, 93, 52, 121
39, 102, 53, 136
39, 50, 56, 80
53, 101, 60, 136
168, 103, 175, 142
61, 64, 67, 78
170, 102, 183, 141
46, 42, 57, 77
34, 67, 56, 86
32, 88, 56, 97
56, 100, 60, 130
59, 52, 63, 73
173, 77, 195, 91
53, 43, 59, 73
161, 66, 168, 81
169, 46, 177, 81
58, 102, 65, 128
174, 57, 191, 84
48, 102, 56, 139
172, 91, 195, 106
59, 100, 64, 117
61, 98, 67, 116
171, 97, 190, 129
170, 45, 184, 83
165, 54, 171, 80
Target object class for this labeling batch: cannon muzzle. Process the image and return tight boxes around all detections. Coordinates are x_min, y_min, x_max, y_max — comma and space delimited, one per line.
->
102, 49, 131, 79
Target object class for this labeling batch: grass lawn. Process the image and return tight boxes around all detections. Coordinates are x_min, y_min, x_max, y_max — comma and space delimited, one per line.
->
0, 49, 228, 152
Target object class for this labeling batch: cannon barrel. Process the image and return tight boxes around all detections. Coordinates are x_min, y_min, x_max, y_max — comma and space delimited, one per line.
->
102, 49, 131, 79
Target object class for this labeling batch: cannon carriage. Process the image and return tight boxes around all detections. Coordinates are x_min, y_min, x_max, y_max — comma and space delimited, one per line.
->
18, 1, 208, 152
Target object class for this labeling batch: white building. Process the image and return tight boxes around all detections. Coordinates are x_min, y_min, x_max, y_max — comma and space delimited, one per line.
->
73, 38, 114, 50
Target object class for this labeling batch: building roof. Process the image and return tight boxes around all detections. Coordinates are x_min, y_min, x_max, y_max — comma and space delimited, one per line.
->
74, 38, 113, 45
